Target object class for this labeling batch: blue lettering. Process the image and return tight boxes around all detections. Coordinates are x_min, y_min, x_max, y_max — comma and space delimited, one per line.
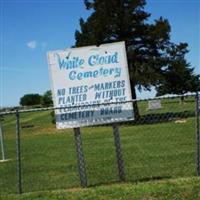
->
88, 55, 96, 66
69, 71, 76, 80
68, 67, 121, 80
88, 52, 119, 66
54, 53, 84, 70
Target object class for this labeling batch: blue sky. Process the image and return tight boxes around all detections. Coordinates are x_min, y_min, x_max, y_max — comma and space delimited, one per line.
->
0, 0, 199, 107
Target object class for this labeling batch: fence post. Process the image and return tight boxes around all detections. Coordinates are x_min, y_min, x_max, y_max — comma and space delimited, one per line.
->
112, 124, 125, 181
16, 110, 22, 194
74, 127, 87, 187
196, 93, 200, 176
0, 122, 6, 161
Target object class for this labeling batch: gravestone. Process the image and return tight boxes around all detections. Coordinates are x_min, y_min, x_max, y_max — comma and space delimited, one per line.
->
148, 99, 162, 110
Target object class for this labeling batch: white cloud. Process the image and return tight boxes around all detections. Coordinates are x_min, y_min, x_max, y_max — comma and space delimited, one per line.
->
26, 40, 37, 49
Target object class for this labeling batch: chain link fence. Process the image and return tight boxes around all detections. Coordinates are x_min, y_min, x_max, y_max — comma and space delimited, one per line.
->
0, 93, 199, 195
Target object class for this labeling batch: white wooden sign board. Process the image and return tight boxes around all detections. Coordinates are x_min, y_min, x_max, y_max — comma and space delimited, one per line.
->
47, 42, 134, 129
148, 99, 162, 110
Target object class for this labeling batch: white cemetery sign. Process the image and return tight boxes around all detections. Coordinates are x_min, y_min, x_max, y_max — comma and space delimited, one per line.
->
47, 42, 134, 129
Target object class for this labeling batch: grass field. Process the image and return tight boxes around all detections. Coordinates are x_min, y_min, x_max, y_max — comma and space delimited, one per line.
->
1, 177, 200, 200
0, 97, 199, 198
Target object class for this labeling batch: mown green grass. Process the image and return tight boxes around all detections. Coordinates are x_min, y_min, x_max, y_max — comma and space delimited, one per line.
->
1, 177, 200, 200
0, 97, 198, 195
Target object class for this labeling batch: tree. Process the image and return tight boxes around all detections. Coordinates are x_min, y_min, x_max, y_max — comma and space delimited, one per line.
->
156, 43, 200, 98
74, 0, 199, 117
41, 90, 53, 107
20, 94, 42, 106
74, 0, 172, 117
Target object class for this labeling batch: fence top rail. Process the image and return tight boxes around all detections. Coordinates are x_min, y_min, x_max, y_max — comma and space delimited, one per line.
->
0, 92, 198, 116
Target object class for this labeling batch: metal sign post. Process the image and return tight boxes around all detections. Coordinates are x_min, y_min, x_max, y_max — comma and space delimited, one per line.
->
198, 94, 200, 111
0, 122, 6, 162
196, 93, 200, 176
74, 127, 87, 187
16, 110, 22, 193
112, 124, 125, 181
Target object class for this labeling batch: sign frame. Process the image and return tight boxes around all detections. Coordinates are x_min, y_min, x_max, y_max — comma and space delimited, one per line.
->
47, 41, 134, 129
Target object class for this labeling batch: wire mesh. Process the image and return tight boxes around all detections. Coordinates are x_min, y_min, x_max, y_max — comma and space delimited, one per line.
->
0, 114, 17, 194
0, 93, 199, 194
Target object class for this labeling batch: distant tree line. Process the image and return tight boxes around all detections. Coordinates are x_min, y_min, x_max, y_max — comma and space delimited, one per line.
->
19, 90, 53, 107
